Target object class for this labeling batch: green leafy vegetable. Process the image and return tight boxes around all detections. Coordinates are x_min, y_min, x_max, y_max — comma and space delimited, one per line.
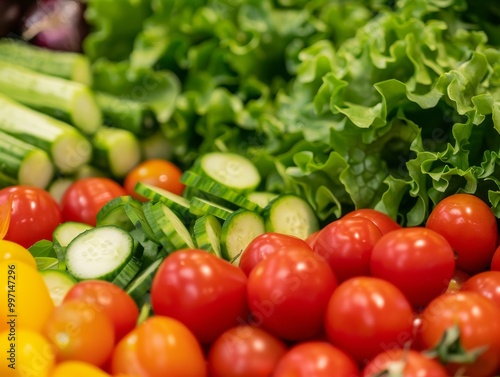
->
84, 0, 500, 226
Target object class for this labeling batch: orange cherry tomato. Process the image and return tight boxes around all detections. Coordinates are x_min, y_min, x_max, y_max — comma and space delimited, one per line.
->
111, 316, 207, 377
43, 300, 115, 367
124, 159, 185, 201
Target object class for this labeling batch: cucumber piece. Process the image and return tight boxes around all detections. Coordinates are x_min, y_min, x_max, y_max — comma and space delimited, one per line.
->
190, 197, 234, 220
96, 91, 158, 136
221, 209, 265, 265
124, 203, 160, 244
53, 221, 93, 268
0, 130, 54, 189
40, 269, 78, 306
65, 226, 134, 281
75, 164, 109, 179
134, 181, 191, 219
96, 196, 142, 231
142, 201, 174, 252
0, 94, 92, 174
264, 194, 319, 240
140, 130, 173, 161
111, 257, 142, 289
48, 178, 74, 205
198, 152, 261, 193
91, 126, 141, 178
181, 171, 261, 212
0, 60, 101, 134
193, 215, 222, 257
0, 39, 92, 85
126, 257, 163, 306
246, 192, 278, 209
129, 228, 161, 270
150, 202, 195, 251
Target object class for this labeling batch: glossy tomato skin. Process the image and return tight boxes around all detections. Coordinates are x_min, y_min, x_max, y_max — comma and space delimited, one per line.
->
325, 277, 414, 364
362, 349, 448, 377
124, 159, 185, 201
343, 208, 401, 235
313, 217, 382, 283
305, 230, 320, 249
460, 271, 500, 309
61, 177, 127, 226
426, 193, 498, 274
370, 227, 455, 308
207, 325, 287, 377
0, 185, 61, 248
63, 280, 140, 342
151, 249, 248, 345
417, 292, 500, 377
246, 248, 337, 341
272, 341, 360, 377
491, 245, 500, 271
111, 316, 207, 377
238, 232, 312, 276
43, 300, 115, 367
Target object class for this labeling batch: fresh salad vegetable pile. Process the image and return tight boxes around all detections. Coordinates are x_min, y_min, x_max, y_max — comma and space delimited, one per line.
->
1, 0, 500, 376
1, 160, 500, 376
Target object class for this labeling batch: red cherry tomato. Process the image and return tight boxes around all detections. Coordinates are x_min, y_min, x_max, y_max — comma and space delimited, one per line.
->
61, 177, 127, 226
63, 280, 140, 342
238, 232, 312, 276
273, 341, 359, 377
370, 227, 456, 308
246, 247, 337, 341
460, 271, 500, 309
0, 185, 61, 247
362, 349, 448, 377
207, 325, 287, 377
343, 208, 401, 235
305, 230, 320, 249
111, 316, 207, 377
43, 300, 115, 367
151, 249, 248, 344
325, 277, 414, 364
313, 217, 382, 283
491, 245, 500, 271
417, 291, 500, 377
426, 193, 498, 274
124, 159, 185, 201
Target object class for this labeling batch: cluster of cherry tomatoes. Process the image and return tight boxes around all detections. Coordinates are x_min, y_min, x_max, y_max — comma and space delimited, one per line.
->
1, 157, 500, 376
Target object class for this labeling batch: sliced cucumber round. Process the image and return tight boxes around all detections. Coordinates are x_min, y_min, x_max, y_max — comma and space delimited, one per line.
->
221, 209, 265, 265
199, 152, 261, 193
264, 194, 319, 240
65, 225, 134, 281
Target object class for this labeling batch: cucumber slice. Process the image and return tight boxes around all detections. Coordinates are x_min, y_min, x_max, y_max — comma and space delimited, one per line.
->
264, 194, 319, 240
150, 202, 195, 251
53, 221, 93, 268
221, 209, 266, 265
193, 215, 222, 257
246, 191, 278, 209
190, 197, 234, 220
143, 201, 174, 252
198, 152, 261, 193
111, 257, 142, 289
124, 203, 160, 244
96, 195, 141, 230
126, 257, 163, 306
48, 178, 74, 205
181, 171, 261, 212
65, 226, 134, 281
134, 181, 191, 219
40, 269, 77, 306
